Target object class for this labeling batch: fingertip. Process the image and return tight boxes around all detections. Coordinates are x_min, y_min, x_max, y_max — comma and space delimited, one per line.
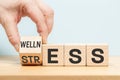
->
8, 35, 20, 52
42, 37, 47, 44
14, 44, 19, 52
39, 33, 47, 44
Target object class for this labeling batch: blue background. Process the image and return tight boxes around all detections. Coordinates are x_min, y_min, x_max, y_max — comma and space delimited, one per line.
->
0, 0, 120, 55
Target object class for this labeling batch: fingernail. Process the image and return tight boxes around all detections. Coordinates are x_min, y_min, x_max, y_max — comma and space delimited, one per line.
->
14, 44, 19, 52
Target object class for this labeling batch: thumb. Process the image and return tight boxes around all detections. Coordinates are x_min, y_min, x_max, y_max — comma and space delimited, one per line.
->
1, 15, 20, 51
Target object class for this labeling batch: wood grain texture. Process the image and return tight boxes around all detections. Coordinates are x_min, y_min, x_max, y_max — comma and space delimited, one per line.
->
0, 56, 120, 80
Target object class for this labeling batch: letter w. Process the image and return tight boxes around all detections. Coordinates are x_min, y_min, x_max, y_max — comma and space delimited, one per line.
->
21, 41, 26, 48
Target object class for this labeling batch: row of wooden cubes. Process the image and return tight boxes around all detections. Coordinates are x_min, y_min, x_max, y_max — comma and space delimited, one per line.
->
19, 36, 108, 66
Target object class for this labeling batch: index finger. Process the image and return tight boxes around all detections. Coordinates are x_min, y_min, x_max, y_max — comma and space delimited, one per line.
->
23, 2, 48, 43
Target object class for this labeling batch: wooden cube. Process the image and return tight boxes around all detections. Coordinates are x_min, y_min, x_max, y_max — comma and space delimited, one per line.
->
42, 44, 64, 66
87, 44, 108, 66
64, 44, 86, 66
19, 36, 42, 65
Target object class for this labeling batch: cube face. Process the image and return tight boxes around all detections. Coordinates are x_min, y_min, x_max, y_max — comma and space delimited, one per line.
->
64, 44, 86, 66
43, 44, 64, 66
19, 36, 42, 65
19, 36, 42, 53
19, 53, 42, 65
87, 44, 108, 66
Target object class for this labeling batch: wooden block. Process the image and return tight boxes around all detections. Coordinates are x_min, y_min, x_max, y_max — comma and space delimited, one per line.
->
64, 44, 86, 66
87, 44, 108, 66
19, 36, 42, 65
42, 44, 64, 66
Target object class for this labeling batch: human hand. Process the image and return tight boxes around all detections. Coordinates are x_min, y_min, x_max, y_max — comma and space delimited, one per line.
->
0, 0, 54, 51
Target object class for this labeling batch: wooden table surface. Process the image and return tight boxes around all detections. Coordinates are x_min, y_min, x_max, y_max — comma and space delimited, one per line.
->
0, 56, 120, 80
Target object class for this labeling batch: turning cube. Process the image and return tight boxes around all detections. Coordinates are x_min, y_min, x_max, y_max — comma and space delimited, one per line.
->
19, 36, 42, 65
